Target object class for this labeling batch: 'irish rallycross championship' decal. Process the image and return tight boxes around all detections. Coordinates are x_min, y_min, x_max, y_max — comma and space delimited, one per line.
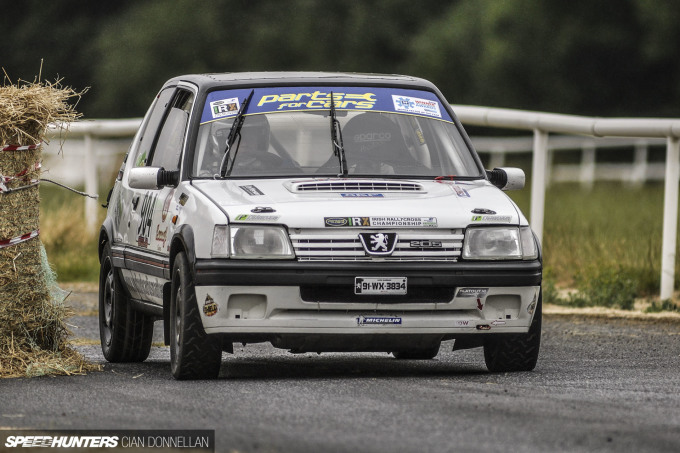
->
324, 217, 437, 228
210, 97, 240, 119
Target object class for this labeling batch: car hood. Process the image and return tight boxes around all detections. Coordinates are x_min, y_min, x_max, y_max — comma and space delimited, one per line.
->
190, 178, 524, 229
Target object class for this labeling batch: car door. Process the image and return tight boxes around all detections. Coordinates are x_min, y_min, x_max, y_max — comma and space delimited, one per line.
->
119, 86, 195, 305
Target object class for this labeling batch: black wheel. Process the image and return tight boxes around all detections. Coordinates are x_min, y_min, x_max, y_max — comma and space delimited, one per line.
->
484, 290, 542, 372
392, 344, 440, 360
99, 242, 153, 362
169, 251, 222, 380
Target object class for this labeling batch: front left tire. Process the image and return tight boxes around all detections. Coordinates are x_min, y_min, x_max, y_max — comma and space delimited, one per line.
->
169, 251, 222, 380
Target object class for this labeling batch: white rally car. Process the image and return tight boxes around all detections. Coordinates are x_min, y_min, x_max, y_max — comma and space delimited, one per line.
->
99, 72, 542, 379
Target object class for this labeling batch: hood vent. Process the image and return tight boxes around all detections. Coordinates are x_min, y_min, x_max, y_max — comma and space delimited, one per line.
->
287, 180, 425, 193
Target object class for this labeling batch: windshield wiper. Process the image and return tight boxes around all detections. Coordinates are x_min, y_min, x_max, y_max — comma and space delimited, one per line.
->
219, 89, 255, 177
329, 91, 348, 177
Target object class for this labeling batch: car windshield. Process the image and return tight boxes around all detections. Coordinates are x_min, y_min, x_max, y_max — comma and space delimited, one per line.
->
192, 86, 481, 179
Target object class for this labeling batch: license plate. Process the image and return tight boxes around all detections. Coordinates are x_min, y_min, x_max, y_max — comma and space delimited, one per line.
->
354, 277, 407, 295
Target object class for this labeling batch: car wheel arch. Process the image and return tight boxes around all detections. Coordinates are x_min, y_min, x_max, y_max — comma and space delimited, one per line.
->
98, 217, 115, 263
164, 225, 197, 345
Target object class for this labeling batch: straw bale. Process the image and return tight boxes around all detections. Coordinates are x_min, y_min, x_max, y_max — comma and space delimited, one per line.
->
0, 75, 83, 145
0, 74, 95, 378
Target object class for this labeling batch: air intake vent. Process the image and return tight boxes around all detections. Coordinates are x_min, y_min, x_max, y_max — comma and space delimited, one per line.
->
287, 180, 425, 193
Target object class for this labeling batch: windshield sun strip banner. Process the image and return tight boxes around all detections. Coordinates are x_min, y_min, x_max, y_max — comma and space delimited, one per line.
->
200, 87, 453, 124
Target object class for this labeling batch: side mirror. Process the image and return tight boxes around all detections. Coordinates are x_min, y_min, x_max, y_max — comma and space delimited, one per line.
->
128, 167, 180, 190
486, 167, 525, 191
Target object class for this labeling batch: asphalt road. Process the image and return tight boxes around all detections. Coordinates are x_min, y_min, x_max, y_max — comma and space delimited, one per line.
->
0, 290, 679, 453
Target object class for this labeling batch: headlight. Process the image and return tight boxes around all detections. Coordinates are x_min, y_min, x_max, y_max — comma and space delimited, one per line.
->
230, 225, 294, 259
463, 226, 537, 260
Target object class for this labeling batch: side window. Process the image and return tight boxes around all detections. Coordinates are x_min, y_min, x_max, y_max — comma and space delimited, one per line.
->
134, 87, 176, 167
149, 90, 194, 171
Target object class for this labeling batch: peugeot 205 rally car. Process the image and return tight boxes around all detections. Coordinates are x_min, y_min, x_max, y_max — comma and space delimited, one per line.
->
99, 72, 542, 380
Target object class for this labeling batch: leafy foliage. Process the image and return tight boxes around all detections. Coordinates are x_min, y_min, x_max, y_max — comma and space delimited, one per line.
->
2, 0, 680, 118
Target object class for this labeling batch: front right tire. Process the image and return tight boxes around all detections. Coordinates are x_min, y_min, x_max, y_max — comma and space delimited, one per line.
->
169, 251, 222, 380
483, 290, 542, 372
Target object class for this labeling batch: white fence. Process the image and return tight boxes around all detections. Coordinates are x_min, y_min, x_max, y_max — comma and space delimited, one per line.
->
46, 108, 680, 299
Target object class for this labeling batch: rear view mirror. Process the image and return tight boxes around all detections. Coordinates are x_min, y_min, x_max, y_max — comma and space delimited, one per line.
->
128, 167, 179, 189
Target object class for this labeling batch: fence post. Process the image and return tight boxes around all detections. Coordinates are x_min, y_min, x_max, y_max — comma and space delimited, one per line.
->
631, 141, 648, 187
580, 143, 596, 189
661, 136, 680, 300
531, 129, 549, 246
83, 133, 98, 233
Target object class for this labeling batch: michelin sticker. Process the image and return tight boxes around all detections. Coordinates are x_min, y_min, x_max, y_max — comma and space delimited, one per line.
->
357, 316, 402, 326
392, 95, 442, 118
210, 97, 240, 119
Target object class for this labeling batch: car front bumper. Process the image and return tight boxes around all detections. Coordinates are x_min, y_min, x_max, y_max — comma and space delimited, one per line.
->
193, 259, 541, 338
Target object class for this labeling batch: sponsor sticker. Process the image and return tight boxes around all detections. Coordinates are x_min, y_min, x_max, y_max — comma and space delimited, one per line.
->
456, 288, 489, 298
324, 217, 437, 228
453, 185, 470, 198
392, 95, 442, 118
203, 294, 218, 317
357, 315, 402, 326
210, 97, 240, 119
257, 90, 377, 111
239, 185, 264, 196
340, 193, 384, 198
234, 214, 280, 222
471, 215, 513, 223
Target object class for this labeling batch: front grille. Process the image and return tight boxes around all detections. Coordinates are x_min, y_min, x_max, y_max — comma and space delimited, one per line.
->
287, 180, 425, 193
300, 285, 455, 303
290, 229, 463, 261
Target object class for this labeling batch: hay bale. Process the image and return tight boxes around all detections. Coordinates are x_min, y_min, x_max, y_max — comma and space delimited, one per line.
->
0, 74, 97, 378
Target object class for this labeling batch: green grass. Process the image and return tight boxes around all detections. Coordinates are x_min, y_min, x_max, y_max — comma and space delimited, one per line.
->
40, 180, 676, 308
507, 181, 668, 307
508, 182, 665, 295
40, 184, 104, 282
